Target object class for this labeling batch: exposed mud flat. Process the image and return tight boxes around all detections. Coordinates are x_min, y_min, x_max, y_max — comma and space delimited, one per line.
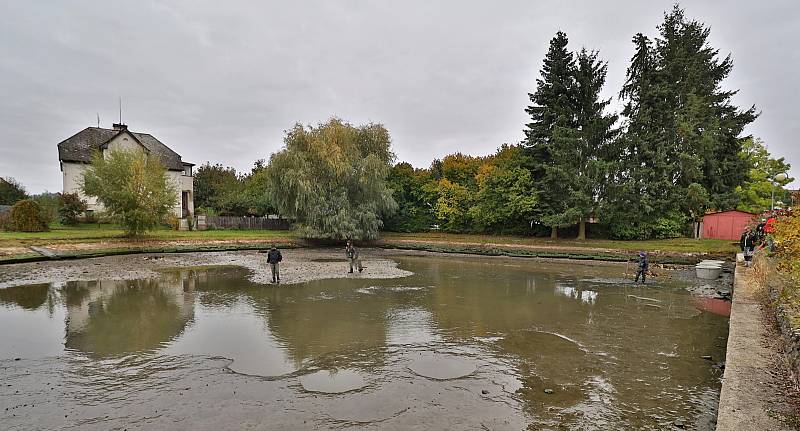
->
0, 248, 412, 288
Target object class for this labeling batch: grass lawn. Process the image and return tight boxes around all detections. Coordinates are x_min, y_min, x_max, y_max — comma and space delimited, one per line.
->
0, 224, 737, 261
379, 232, 738, 254
0, 223, 294, 248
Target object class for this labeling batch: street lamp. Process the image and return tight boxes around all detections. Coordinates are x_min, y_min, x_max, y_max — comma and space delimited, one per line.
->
771, 172, 788, 211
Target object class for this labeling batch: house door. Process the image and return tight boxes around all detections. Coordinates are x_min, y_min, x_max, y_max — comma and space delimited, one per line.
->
182, 191, 189, 218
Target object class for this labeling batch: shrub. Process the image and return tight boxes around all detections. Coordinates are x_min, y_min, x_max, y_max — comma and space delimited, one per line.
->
774, 209, 800, 283
650, 214, 686, 239
607, 213, 686, 240
32, 193, 59, 225
9, 199, 48, 232
0, 210, 10, 231
58, 193, 87, 226
168, 215, 180, 231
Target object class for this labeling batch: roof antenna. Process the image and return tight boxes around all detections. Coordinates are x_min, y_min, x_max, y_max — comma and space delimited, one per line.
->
96, 112, 100, 128
119, 96, 122, 124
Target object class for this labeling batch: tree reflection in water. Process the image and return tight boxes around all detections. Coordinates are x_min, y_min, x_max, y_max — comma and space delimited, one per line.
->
63, 276, 195, 357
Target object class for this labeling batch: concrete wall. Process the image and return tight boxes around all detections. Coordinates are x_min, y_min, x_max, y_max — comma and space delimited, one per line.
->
61, 131, 193, 218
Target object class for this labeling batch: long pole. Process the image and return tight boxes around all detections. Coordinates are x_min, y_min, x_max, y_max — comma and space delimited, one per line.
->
771, 181, 776, 211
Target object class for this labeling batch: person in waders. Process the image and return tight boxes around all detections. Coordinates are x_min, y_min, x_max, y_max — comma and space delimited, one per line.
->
634, 251, 649, 284
346, 241, 363, 273
740, 231, 756, 267
267, 245, 282, 284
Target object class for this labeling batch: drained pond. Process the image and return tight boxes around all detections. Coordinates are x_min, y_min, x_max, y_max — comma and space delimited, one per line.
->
0, 252, 728, 430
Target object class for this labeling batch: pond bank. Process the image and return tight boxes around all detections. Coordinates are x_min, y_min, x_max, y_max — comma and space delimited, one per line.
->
0, 235, 731, 266
716, 260, 799, 430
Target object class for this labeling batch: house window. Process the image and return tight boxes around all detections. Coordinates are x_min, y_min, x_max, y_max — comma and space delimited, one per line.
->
183, 165, 192, 176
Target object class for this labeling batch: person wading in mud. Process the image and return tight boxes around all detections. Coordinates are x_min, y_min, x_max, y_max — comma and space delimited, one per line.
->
267, 245, 283, 284
345, 241, 363, 274
634, 251, 649, 284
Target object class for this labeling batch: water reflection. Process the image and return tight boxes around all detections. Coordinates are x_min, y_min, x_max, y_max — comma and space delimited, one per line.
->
64, 276, 195, 357
554, 282, 598, 304
0, 283, 53, 311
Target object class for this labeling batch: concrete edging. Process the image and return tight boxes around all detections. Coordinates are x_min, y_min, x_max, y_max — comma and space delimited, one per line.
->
716, 258, 787, 430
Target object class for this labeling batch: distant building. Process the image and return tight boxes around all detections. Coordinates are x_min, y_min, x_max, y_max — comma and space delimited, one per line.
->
57, 123, 194, 219
700, 210, 756, 240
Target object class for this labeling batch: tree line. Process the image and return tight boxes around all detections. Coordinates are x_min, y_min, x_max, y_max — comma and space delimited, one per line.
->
191, 5, 793, 240
376, 5, 791, 240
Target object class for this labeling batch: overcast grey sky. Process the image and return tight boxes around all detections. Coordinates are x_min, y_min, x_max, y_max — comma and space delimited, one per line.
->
1, 0, 797, 193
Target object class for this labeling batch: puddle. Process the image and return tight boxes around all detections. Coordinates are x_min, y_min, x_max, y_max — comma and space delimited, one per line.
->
299, 369, 367, 393
408, 352, 477, 380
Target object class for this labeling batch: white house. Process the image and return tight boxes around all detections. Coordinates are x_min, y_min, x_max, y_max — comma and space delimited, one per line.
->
57, 123, 194, 219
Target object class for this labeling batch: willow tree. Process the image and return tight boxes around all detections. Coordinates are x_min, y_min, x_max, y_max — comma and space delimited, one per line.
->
81, 148, 176, 237
265, 118, 397, 240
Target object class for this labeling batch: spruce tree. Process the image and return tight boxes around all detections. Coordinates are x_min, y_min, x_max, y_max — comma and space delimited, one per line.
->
523, 31, 578, 239
524, 33, 616, 239
606, 5, 757, 238
571, 49, 618, 239
656, 5, 757, 211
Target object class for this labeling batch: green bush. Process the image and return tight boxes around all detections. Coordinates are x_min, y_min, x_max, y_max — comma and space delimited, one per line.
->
650, 215, 686, 239
0, 210, 10, 231
58, 193, 87, 226
9, 199, 49, 232
32, 193, 59, 225
607, 213, 686, 240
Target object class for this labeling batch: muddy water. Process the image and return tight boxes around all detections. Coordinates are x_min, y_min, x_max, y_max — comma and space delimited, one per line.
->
0, 254, 728, 430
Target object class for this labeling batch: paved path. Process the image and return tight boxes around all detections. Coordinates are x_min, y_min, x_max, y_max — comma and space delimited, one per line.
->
27, 246, 58, 258
717, 262, 793, 430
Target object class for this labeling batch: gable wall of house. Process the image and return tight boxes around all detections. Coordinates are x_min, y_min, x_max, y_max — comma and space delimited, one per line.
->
104, 132, 147, 155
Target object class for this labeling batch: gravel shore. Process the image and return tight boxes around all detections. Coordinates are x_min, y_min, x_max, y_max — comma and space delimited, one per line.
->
0, 248, 412, 288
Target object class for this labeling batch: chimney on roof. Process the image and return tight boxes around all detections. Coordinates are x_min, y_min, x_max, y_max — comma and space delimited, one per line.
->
112, 123, 127, 131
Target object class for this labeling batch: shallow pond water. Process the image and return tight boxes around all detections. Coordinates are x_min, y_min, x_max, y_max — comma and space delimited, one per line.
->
0, 253, 728, 430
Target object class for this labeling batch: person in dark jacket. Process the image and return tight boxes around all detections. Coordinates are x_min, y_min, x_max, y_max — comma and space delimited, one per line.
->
345, 241, 363, 273
634, 251, 649, 284
740, 231, 756, 266
267, 245, 283, 283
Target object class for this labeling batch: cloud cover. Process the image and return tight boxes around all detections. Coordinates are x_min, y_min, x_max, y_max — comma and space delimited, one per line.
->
1, 0, 797, 193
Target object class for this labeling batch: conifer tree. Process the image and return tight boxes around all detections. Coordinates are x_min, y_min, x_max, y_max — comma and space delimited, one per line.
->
605, 5, 757, 238
524, 33, 616, 239
571, 49, 618, 239
523, 31, 578, 238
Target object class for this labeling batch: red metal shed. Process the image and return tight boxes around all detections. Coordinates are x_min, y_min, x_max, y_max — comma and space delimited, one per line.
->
701, 210, 756, 240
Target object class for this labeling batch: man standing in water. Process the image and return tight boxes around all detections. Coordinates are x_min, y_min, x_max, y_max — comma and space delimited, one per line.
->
346, 241, 363, 273
267, 245, 282, 284
634, 251, 649, 284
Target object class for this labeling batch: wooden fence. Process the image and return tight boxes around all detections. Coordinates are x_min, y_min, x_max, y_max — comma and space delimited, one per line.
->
204, 216, 292, 230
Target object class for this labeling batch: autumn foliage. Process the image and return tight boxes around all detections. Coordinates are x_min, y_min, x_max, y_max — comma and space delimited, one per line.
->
773, 208, 800, 284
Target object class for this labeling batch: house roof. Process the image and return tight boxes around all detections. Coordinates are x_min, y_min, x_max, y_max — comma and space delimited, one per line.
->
703, 210, 756, 217
57, 127, 187, 171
